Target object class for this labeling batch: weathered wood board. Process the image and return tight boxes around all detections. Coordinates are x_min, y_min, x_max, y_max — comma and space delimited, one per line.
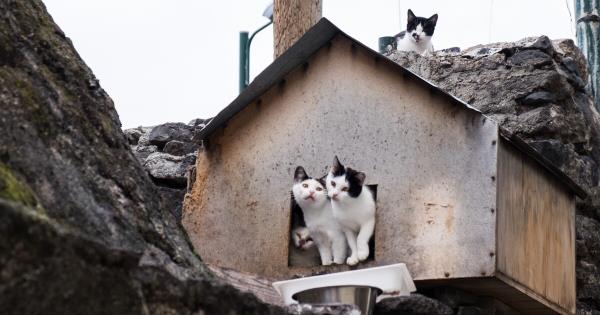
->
497, 139, 576, 314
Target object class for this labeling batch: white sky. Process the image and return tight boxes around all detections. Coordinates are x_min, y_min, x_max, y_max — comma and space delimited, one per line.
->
42, 0, 576, 128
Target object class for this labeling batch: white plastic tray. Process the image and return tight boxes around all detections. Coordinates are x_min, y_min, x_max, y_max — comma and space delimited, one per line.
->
272, 263, 416, 305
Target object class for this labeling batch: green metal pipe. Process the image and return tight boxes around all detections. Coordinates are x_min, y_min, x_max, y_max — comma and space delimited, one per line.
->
246, 20, 273, 87
575, 0, 600, 110
239, 21, 272, 93
239, 31, 249, 93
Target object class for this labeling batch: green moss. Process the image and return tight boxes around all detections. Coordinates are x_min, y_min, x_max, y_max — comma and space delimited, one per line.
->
0, 162, 39, 208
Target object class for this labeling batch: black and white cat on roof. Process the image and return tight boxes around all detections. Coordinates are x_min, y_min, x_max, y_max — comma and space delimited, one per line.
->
394, 9, 438, 55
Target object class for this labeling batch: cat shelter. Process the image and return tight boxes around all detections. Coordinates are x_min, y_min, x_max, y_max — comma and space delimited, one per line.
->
182, 18, 585, 315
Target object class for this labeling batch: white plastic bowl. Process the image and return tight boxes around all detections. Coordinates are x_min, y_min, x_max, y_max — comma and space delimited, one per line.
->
272, 263, 416, 305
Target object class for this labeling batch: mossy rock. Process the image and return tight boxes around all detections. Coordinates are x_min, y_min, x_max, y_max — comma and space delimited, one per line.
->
0, 162, 38, 208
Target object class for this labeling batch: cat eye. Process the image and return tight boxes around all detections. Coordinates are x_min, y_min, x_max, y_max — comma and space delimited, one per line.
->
302, 183, 308, 188
330, 181, 336, 187
341, 187, 349, 192
316, 187, 323, 191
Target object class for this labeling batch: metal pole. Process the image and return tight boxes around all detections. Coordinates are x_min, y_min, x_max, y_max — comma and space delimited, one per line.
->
575, 0, 600, 110
246, 20, 273, 88
239, 31, 249, 93
239, 21, 272, 93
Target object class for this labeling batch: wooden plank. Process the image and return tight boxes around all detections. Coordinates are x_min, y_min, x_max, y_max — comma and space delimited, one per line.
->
496, 139, 576, 314
207, 264, 284, 306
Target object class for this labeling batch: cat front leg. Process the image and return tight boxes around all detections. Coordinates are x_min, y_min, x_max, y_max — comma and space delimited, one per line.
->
357, 218, 375, 261
313, 233, 333, 266
344, 229, 359, 266
331, 232, 347, 264
316, 241, 333, 266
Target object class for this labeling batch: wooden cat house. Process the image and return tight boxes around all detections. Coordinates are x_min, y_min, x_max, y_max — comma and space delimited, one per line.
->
182, 19, 585, 315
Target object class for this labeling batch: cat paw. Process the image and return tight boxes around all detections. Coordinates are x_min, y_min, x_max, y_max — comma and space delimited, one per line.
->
321, 259, 333, 266
346, 256, 359, 266
333, 257, 345, 265
357, 248, 369, 261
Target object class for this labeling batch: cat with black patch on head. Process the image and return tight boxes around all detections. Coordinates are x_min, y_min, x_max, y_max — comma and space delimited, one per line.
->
394, 9, 438, 55
292, 166, 347, 265
326, 156, 376, 266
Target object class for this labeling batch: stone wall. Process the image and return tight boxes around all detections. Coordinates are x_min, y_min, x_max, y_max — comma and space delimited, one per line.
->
124, 119, 207, 220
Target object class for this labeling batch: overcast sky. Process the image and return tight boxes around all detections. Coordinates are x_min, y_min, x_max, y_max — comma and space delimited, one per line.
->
43, 0, 575, 128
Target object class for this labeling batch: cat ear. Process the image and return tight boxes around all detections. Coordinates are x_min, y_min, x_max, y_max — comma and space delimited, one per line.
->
316, 176, 327, 187
407, 9, 416, 24
428, 14, 438, 26
331, 156, 344, 174
354, 171, 366, 186
294, 166, 309, 182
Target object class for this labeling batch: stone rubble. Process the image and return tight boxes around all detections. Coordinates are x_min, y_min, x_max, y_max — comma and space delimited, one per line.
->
124, 119, 209, 219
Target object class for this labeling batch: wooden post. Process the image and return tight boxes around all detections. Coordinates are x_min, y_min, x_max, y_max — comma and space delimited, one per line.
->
273, 0, 322, 58
575, 0, 600, 110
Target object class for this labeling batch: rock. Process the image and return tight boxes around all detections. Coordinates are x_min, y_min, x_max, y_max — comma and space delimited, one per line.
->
421, 286, 479, 310
132, 144, 158, 162
508, 50, 553, 68
456, 306, 486, 315
286, 304, 361, 315
515, 105, 565, 136
576, 215, 600, 314
0, 1, 281, 313
163, 139, 199, 156
189, 118, 209, 127
563, 57, 581, 76
148, 122, 193, 149
421, 286, 520, 315
530, 35, 554, 55
157, 185, 186, 220
124, 121, 204, 219
439, 47, 461, 54
143, 152, 196, 187
136, 126, 154, 146
518, 91, 556, 106
375, 294, 454, 315
123, 127, 143, 145
527, 140, 596, 188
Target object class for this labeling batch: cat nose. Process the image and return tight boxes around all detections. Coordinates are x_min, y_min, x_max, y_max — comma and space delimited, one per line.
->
412, 33, 420, 40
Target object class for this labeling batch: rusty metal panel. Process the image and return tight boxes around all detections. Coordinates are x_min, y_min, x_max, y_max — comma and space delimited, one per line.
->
497, 139, 576, 315
183, 35, 498, 281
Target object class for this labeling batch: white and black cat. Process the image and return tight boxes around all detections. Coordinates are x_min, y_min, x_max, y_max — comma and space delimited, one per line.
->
394, 9, 438, 54
292, 166, 346, 265
326, 156, 376, 266
291, 226, 314, 250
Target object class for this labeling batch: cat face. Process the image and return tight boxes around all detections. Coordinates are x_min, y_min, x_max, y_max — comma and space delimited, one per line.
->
292, 166, 328, 208
326, 156, 366, 202
292, 226, 314, 250
406, 9, 438, 44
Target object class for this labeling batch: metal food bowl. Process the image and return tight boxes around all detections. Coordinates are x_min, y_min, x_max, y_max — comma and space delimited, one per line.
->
292, 285, 381, 315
